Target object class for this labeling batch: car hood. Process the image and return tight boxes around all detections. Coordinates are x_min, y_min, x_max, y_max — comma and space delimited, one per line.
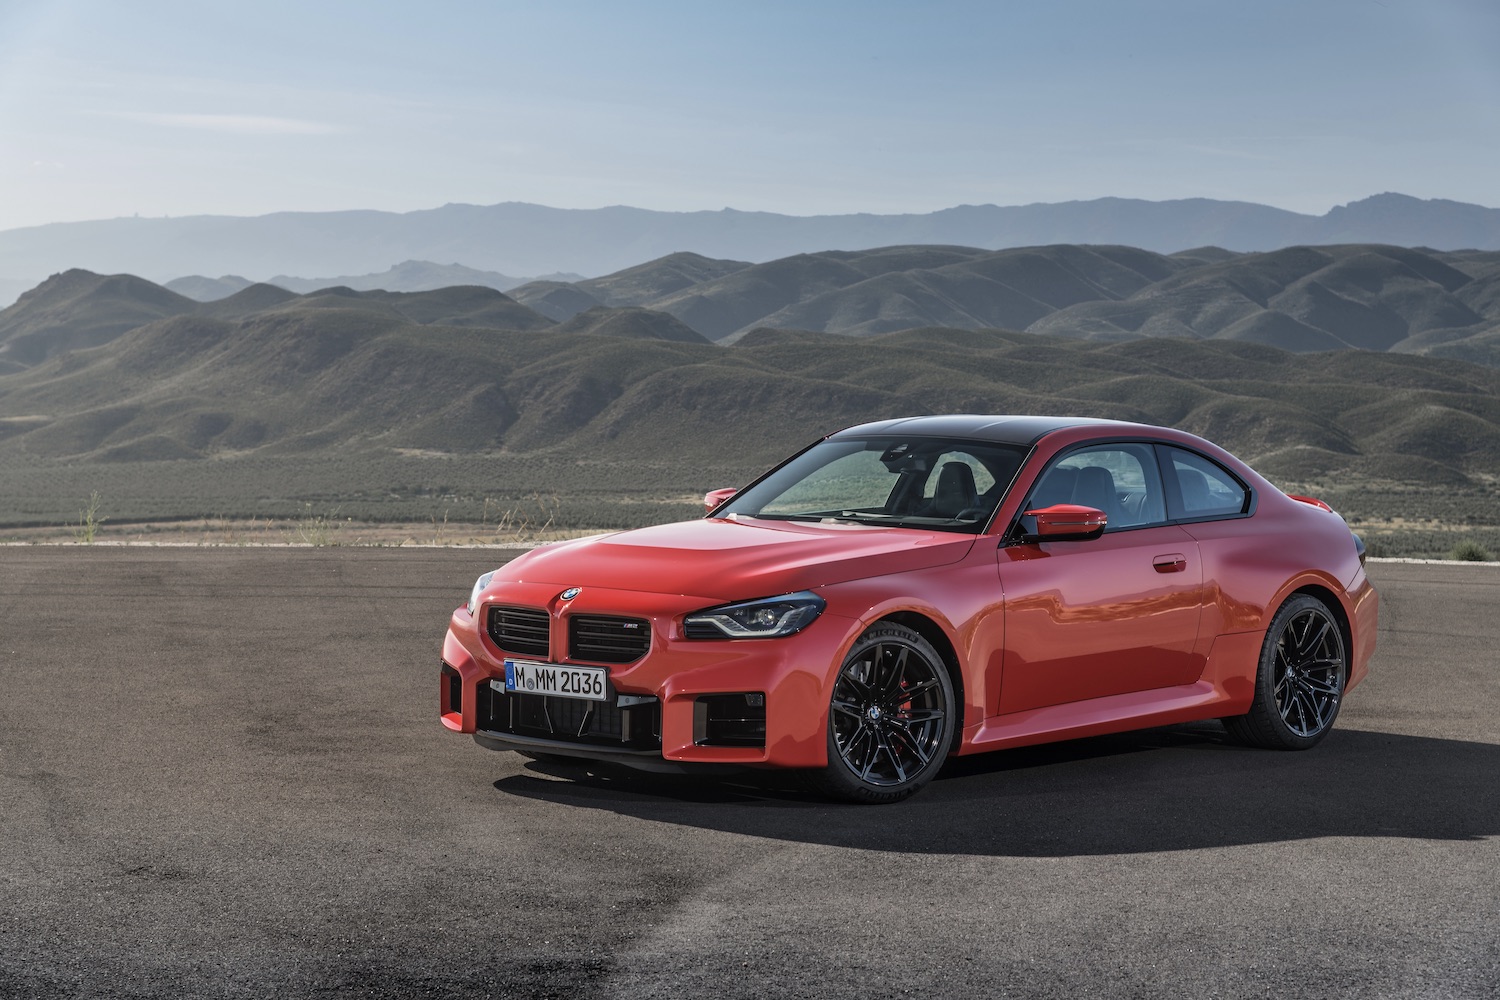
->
504, 517, 977, 600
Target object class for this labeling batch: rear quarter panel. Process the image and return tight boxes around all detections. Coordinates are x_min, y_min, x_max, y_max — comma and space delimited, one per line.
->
1180, 495, 1364, 637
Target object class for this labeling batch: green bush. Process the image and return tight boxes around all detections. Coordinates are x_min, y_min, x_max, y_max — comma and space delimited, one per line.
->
1448, 540, 1495, 562
73, 491, 106, 543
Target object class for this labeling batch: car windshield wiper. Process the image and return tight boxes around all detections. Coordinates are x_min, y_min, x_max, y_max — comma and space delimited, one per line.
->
746, 510, 894, 525
826, 511, 901, 523
743, 512, 834, 522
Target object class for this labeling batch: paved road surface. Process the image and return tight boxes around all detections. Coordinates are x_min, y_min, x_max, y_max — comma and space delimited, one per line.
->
2, 549, 1496, 998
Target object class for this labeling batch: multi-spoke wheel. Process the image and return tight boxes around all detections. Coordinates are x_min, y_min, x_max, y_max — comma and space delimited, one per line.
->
1224, 594, 1348, 750
810, 623, 955, 803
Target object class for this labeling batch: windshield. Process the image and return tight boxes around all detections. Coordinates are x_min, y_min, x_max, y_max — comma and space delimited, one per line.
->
718, 436, 1027, 533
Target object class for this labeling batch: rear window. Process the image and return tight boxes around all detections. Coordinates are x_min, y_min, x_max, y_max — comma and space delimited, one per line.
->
1165, 448, 1250, 519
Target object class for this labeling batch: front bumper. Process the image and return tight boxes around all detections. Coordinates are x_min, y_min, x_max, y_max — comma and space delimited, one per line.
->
440, 581, 854, 770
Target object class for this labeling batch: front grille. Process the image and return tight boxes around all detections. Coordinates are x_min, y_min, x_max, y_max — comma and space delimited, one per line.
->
478, 684, 661, 750
488, 605, 550, 658
569, 615, 651, 664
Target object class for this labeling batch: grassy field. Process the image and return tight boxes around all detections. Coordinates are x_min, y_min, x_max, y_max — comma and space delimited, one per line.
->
0, 450, 749, 535
1292, 479, 1500, 559
4, 450, 1497, 559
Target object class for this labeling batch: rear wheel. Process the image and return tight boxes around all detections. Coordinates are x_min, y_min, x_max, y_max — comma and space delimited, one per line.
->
809, 623, 955, 804
1224, 594, 1347, 749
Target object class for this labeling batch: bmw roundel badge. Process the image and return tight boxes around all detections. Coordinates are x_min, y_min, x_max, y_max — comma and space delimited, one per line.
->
560, 587, 582, 601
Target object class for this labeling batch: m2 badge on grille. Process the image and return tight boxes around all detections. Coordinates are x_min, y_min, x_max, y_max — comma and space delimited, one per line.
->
501, 659, 607, 702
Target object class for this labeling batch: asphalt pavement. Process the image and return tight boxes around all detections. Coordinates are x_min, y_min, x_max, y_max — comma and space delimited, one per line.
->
1, 548, 1496, 998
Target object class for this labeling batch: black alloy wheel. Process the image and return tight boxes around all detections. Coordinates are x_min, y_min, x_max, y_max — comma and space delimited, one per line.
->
812, 623, 955, 803
1224, 594, 1348, 750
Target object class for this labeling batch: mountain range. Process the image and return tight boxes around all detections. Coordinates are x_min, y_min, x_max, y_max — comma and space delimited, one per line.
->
1, 257, 1498, 496
3, 193, 1500, 299
8, 243, 1499, 369
500, 244, 1500, 364
163, 260, 589, 302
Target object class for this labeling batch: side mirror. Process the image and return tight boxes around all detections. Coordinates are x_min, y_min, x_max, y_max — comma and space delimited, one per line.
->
1023, 503, 1107, 541
704, 488, 738, 515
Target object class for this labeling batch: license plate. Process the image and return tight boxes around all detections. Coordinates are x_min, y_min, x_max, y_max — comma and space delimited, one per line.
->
500, 660, 608, 702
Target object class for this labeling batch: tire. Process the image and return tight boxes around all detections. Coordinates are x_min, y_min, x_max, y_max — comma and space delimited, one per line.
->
809, 623, 956, 804
1223, 594, 1348, 750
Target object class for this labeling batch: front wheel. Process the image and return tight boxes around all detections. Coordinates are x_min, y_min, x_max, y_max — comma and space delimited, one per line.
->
809, 623, 956, 804
1223, 594, 1348, 749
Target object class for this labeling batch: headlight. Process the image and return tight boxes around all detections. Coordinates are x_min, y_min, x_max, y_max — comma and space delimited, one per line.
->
683, 591, 826, 639
467, 572, 495, 614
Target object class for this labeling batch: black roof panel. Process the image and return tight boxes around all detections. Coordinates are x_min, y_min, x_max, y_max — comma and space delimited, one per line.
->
830, 414, 1150, 447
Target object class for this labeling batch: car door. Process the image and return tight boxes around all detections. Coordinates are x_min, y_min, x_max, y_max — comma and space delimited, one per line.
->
995, 442, 1208, 716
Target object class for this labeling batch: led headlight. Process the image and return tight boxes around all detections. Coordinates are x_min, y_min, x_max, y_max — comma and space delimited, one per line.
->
683, 591, 826, 639
467, 571, 495, 614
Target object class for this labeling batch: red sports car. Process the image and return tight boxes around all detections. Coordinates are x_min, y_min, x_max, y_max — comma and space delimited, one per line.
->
440, 416, 1377, 802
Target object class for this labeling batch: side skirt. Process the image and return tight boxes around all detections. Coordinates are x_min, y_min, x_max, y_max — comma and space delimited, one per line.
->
959, 631, 1262, 754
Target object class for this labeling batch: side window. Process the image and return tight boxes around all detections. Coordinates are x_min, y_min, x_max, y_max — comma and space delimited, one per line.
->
1165, 448, 1250, 519
1028, 443, 1166, 530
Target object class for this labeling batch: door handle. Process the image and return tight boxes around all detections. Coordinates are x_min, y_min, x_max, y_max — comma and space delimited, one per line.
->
1153, 553, 1187, 573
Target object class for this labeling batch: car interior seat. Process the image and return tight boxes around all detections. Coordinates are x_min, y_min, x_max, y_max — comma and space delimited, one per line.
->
1071, 465, 1123, 524
1029, 466, 1078, 510
928, 461, 978, 518
1177, 467, 1215, 513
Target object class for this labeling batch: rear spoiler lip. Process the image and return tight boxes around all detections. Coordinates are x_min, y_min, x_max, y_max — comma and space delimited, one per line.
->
1288, 493, 1334, 513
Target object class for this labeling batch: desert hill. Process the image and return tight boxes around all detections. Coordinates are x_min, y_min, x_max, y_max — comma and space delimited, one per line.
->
509, 281, 607, 322
572, 251, 754, 305
166, 261, 590, 303
506, 252, 755, 322
194, 282, 301, 318
515, 243, 1500, 360
0, 270, 198, 367
552, 306, 711, 343
164, 274, 255, 301
265, 260, 528, 297
5, 194, 1500, 291
2, 280, 1498, 493
10, 243, 1500, 367
0, 271, 566, 368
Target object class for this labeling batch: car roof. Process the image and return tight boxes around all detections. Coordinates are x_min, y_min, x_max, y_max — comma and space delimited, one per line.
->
830, 415, 1155, 447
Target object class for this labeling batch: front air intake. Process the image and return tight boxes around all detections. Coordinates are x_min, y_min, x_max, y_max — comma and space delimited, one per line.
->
487, 605, 550, 659
569, 615, 650, 664
693, 693, 767, 748
441, 662, 463, 716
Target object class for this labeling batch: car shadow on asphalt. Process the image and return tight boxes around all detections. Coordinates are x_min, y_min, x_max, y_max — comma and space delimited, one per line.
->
491, 725, 1500, 856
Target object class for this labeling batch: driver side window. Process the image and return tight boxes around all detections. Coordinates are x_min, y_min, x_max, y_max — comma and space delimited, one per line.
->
1029, 444, 1167, 530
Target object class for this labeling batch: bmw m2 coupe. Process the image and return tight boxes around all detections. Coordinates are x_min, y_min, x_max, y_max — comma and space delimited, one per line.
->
439, 416, 1377, 802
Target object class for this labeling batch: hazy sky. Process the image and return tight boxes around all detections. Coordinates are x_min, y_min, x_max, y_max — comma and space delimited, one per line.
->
1, 0, 1497, 232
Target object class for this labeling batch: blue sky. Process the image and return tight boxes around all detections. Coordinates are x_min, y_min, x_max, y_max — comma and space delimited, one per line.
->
1, 0, 1497, 231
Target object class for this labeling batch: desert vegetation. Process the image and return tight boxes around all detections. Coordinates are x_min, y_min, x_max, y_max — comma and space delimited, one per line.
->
3, 247, 1500, 558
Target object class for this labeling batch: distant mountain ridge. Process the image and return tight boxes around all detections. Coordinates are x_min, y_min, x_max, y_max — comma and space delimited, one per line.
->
165, 261, 588, 302
3, 193, 1499, 295
8, 241, 1500, 372
515, 244, 1500, 363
